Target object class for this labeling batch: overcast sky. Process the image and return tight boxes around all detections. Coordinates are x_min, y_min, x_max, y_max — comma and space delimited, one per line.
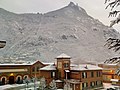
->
0, 0, 120, 32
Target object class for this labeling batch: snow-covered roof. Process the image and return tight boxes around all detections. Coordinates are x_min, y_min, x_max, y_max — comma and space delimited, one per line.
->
0, 60, 41, 66
40, 64, 56, 71
55, 80, 63, 83
57, 53, 71, 58
110, 79, 119, 82
42, 62, 54, 65
65, 70, 70, 72
71, 64, 102, 71
70, 64, 77, 67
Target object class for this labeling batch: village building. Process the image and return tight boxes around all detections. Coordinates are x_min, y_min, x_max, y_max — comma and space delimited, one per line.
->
0, 60, 45, 85
0, 53, 103, 90
40, 53, 103, 90
98, 57, 120, 85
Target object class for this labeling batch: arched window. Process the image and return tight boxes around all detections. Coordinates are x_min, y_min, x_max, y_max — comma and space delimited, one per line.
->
16, 75, 22, 81
1, 76, 7, 85
16, 75, 22, 84
23, 75, 29, 80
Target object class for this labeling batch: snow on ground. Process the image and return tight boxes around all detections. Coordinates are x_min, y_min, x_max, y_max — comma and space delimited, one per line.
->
0, 84, 25, 90
0, 83, 119, 90
0, 82, 40, 90
102, 83, 120, 90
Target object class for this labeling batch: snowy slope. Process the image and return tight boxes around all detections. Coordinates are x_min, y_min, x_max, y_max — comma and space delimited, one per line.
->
0, 2, 120, 63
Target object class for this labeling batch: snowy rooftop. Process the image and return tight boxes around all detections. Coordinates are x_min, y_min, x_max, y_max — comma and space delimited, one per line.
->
55, 80, 63, 83
70, 63, 77, 67
42, 62, 54, 65
0, 60, 41, 66
40, 64, 56, 71
57, 53, 71, 58
110, 79, 119, 82
71, 64, 102, 71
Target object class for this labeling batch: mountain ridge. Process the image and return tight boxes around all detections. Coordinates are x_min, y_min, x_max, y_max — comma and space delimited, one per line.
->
0, 2, 120, 63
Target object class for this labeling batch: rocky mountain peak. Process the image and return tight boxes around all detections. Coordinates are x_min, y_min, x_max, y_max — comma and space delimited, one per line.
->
67, 2, 86, 14
68, 2, 76, 7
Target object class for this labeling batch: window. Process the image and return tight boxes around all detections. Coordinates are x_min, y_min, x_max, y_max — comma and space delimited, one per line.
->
37, 67, 39, 72
58, 62, 62, 68
82, 72, 87, 78
96, 81, 97, 85
97, 71, 101, 77
64, 63, 69, 68
23, 75, 28, 80
96, 81, 102, 85
32, 67, 35, 72
82, 82, 88, 88
91, 72, 94, 77
51, 72, 55, 78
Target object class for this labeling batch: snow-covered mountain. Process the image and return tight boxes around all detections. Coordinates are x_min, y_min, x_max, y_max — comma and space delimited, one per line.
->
0, 2, 120, 63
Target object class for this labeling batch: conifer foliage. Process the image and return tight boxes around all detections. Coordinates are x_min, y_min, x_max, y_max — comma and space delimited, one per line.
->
64, 83, 71, 90
105, 38, 120, 52
49, 80, 57, 90
105, 0, 120, 27
39, 77, 46, 90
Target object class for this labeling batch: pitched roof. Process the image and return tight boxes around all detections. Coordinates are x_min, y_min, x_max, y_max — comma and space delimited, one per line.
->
71, 64, 102, 71
57, 53, 71, 58
40, 64, 56, 71
0, 60, 42, 66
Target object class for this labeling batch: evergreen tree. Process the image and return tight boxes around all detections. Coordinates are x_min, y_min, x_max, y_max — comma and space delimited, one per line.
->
105, 38, 120, 52
49, 80, 57, 90
39, 77, 46, 90
105, 0, 120, 27
64, 83, 71, 90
